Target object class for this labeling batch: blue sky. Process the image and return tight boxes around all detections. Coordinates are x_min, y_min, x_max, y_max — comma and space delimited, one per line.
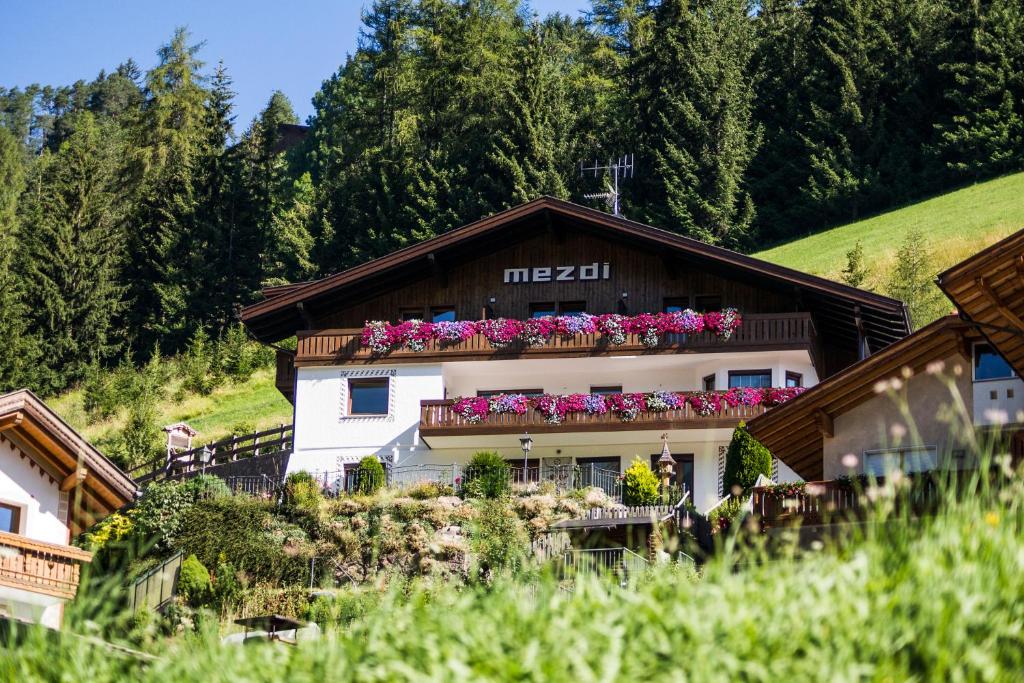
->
0, 1, 591, 131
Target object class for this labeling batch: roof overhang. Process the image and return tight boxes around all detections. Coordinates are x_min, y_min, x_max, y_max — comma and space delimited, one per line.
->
746, 316, 972, 480
241, 197, 911, 352
0, 390, 137, 535
936, 228, 1024, 375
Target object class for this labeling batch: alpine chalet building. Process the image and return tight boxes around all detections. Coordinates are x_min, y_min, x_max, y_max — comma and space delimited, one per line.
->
242, 198, 910, 510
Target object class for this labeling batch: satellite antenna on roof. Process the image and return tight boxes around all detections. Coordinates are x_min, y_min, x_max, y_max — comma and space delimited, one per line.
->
580, 154, 634, 217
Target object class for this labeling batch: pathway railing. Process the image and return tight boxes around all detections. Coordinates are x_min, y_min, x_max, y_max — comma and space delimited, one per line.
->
129, 424, 293, 485
561, 547, 650, 584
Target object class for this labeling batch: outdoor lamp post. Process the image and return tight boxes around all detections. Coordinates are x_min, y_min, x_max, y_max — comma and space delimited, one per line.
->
200, 445, 213, 475
657, 434, 676, 501
520, 433, 533, 484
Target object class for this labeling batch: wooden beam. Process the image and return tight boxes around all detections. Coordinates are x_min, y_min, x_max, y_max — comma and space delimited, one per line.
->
815, 409, 834, 438
0, 412, 24, 431
976, 276, 1024, 332
60, 467, 88, 492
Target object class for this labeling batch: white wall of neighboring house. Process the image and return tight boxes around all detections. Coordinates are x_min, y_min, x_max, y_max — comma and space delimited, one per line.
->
0, 438, 70, 629
972, 377, 1024, 428
289, 350, 814, 510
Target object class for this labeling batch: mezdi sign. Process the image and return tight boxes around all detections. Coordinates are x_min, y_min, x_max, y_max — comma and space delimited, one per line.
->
503, 262, 611, 284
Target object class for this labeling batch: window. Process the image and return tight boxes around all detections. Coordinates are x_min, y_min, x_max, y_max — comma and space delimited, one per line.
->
431, 307, 456, 323
728, 370, 772, 388
663, 297, 688, 313
0, 503, 21, 534
477, 388, 544, 398
703, 374, 716, 391
530, 302, 557, 318
348, 378, 390, 416
649, 453, 695, 495
559, 301, 587, 316
694, 295, 722, 312
864, 446, 937, 476
399, 308, 424, 322
974, 343, 1014, 381
590, 385, 622, 395
785, 371, 803, 388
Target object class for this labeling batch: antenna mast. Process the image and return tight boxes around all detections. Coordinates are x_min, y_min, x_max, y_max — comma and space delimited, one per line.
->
580, 154, 634, 217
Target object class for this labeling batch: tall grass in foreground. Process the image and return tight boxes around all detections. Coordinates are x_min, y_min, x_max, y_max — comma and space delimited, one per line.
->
5, 465, 1024, 682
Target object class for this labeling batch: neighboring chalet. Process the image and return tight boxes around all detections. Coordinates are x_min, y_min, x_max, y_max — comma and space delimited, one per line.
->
748, 228, 1024, 491
241, 197, 910, 511
0, 390, 136, 628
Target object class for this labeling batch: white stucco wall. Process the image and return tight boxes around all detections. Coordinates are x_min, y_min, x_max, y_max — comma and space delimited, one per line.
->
0, 439, 68, 544
973, 377, 1024, 427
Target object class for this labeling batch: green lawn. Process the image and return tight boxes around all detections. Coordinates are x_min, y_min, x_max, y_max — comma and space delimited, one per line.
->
754, 172, 1024, 290
50, 366, 293, 454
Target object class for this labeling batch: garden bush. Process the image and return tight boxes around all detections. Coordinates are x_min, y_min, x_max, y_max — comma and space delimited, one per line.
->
463, 451, 510, 499
470, 498, 528, 579
405, 480, 455, 499
722, 422, 772, 495
356, 457, 386, 495
285, 471, 325, 517
177, 554, 212, 606
622, 457, 659, 505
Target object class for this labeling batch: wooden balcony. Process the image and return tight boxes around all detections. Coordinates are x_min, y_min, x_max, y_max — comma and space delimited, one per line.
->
291, 312, 817, 369
420, 399, 767, 437
0, 530, 92, 600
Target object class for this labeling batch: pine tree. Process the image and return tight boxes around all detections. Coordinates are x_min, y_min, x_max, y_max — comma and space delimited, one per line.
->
841, 240, 871, 289
18, 112, 126, 393
886, 228, 946, 329
933, 0, 1024, 180
632, 0, 760, 246
0, 127, 36, 391
125, 28, 209, 352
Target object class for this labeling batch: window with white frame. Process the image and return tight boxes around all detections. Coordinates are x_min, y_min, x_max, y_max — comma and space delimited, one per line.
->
863, 446, 937, 476
973, 343, 1014, 381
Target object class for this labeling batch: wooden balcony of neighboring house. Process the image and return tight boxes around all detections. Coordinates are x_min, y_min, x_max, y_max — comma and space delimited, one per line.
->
278, 312, 820, 392
0, 530, 92, 601
419, 398, 768, 439
750, 468, 991, 530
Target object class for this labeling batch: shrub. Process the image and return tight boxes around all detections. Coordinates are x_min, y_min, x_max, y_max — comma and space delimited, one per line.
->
464, 451, 510, 499
211, 557, 242, 611
405, 481, 455, 500
622, 458, 660, 505
356, 457, 386, 495
178, 554, 212, 606
722, 423, 772, 496
82, 512, 134, 552
131, 481, 198, 552
470, 498, 528, 579
218, 324, 259, 383
285, 471, 325, 514
183, 474, 231, 501
81, 363, 120, 422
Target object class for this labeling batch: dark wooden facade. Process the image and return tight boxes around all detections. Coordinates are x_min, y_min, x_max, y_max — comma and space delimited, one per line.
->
316, 230, 795, 328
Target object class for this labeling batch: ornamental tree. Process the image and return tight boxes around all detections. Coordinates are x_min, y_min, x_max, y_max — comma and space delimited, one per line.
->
722, 422, 773, 496
622, 457, 660, 505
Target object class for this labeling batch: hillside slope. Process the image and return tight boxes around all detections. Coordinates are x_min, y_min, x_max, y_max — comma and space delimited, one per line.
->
50, 366, 293, 455
754, 172, 1024, 290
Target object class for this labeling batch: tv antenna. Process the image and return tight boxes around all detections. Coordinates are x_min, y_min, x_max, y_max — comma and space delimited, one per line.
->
581, 154, 634, 217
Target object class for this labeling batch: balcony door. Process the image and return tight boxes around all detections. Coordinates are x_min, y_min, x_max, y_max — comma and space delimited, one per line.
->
650, 453, 694, 497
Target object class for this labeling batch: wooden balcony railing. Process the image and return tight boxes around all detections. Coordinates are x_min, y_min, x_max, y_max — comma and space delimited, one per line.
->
420, 399, 767, 436
751, 468, 986, 528
0, 530, 92, 600
291, 312, 817, 368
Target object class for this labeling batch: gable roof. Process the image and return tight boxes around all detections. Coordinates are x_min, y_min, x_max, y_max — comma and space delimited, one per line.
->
241, 197, 911, 349
0, 390, 137, 535
936, 227, 1024, 375
745, 315, 971, 480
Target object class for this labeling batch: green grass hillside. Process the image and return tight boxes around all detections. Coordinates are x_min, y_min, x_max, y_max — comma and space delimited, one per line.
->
50, 366, 293, 455
755, 172, 1024, 289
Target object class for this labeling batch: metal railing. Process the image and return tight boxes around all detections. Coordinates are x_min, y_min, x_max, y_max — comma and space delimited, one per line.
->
127, 551, 183, 613
561, 547, 650, 584
222, 474, 283, 499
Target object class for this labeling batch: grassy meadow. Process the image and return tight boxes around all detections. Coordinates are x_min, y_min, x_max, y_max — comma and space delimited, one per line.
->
754, 171, 1024, 290
8, 467, 1024, 681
